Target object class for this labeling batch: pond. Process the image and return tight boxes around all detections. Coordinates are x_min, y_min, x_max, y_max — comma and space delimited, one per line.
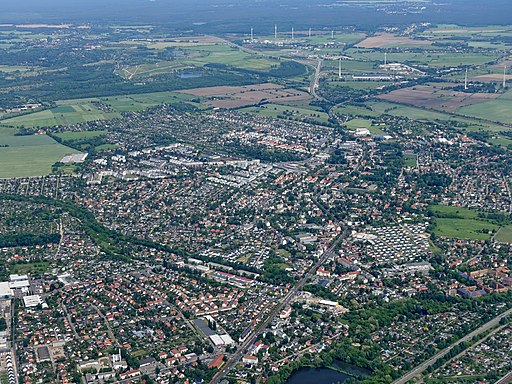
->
286, 361, 371, 384
286, 367, 351, 384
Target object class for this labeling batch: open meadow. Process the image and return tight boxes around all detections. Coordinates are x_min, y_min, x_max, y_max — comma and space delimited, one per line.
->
0, 128, 78, 178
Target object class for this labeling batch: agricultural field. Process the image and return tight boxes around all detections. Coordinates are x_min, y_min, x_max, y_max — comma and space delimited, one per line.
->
115, 39, 282, 78
378, 84, 500, 113
53, 130, 107, 141
366, 101, 506, 132
457, 91, 512, 125
344, 49, 495, 68
0, 128, 78, 178
240, 103, 329, 124
0, 91, 205, 129
177, 83, 311, 109
355, 33, 432, 49
1, 102, 120, 128
101, 91, 204, 112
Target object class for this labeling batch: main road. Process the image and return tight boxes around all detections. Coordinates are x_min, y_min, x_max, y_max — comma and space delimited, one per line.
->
209, 228, 349, 384
392, 307, 512, 384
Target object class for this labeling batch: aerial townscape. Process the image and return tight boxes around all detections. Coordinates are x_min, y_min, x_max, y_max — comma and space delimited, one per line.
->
0, 1, 511, 384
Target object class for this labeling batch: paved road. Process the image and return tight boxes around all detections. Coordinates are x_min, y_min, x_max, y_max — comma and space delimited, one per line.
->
392, 308, 512, 384
209, 228, 348, 384
310, 58, 323, 98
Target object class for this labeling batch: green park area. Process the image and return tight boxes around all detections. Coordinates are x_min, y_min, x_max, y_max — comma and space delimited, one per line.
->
429, 205, 509, 241
10, 261, 50, 275
495, 225, 512, 243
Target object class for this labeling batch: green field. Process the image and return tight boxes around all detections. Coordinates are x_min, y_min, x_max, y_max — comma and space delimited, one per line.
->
495, 225, 512, 243
102, 91, 204, 112
178, 43, 278, 71
0, 91, 205, 129
1, 103, 120, 128
430, 205, 500, 240
404, 154, 418, 167
367, 101, 506, 132
0, 129, 77, 178
457, 91, 512, 125
240, 103, 330, 124
346, 49, 495, 67
434, 218, 498, 240
11, 261, 50, 275
334, 104, 381, 118
53, 130, 107, 140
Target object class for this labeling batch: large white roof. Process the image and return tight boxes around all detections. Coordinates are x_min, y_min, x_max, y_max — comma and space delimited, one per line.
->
0, 282, 13, 297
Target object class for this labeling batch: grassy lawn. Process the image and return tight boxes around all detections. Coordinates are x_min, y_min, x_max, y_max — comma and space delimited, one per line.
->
430, 205, 479, 219
0, 129, 77, 178
434, 218, 498, 240
404, 154, 417, 167
95, 144, 118, 151
11, 261, 50, 275
344, 118, 385, 132
495, 225, 512, 243
334, 104, 381, 118
429, 205, 501, 240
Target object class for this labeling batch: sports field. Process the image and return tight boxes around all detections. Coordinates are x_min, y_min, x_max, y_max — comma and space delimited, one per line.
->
0, 129, 78, 178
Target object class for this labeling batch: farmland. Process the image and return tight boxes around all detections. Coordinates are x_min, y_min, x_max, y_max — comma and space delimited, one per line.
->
0, 128, 78, 178
378, 84, 500, 113
240, 103, 329, 124
1, 102, 120, 128
177, 83, 311, 109
356, 33, 432, 49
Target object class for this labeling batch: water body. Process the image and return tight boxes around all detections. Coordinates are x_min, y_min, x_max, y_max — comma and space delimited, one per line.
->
286, 361, 371, 384
286, 367, 351, 384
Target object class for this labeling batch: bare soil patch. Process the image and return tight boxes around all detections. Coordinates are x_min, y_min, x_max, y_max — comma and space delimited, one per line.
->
177, 83, 311, 109
355, 33, 431, 48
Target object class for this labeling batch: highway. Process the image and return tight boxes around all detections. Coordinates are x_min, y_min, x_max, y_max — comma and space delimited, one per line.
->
209, 228, 349, 384
310, 58, 323, 99
392, 307, 512, 384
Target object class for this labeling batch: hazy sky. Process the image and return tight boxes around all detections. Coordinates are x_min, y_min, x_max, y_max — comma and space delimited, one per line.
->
1, 0, 511, 30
